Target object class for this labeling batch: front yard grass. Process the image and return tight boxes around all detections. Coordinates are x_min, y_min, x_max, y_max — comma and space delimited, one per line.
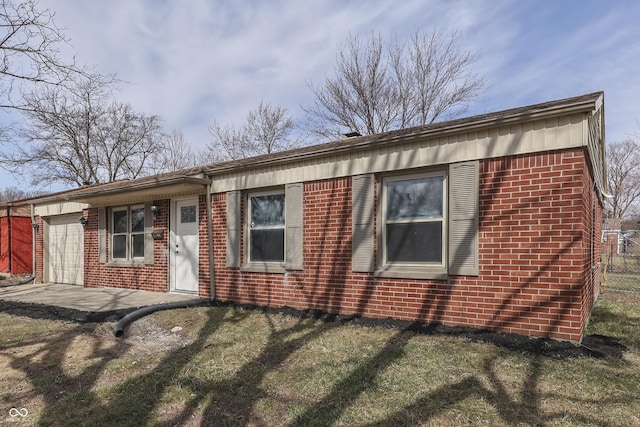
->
1, 290, 639, 426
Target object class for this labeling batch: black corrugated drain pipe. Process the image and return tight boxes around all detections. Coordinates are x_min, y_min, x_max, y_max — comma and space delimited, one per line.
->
113, 299, 207, 338
4, 275, 35, 286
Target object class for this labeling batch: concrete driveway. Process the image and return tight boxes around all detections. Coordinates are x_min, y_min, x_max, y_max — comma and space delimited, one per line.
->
0, 282, 203, 321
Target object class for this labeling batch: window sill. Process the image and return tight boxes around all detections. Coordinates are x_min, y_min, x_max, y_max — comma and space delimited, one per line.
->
105, 260, 146, 268
374, 265, 448, 280
241, 262, 286, 274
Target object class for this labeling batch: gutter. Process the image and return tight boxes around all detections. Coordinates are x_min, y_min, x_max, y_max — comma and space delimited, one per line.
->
33, 175, 211, 205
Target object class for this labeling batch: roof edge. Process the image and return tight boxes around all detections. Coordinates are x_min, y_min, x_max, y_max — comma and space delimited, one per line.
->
203, 92, 604, 176
31, 175, 210, 205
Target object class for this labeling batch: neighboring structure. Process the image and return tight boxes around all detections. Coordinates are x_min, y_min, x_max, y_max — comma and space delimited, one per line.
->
602, 218, 623, 255
602, 218, 639, 255
621, 230, 639, 255
30, 92, 607, 342
0, 201, 33, 275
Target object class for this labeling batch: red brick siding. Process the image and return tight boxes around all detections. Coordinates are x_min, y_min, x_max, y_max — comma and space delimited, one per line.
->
41, 147, 600, 341
197, 195, 211, 297
83, 201, 170, 292
213, 148, 598, 341
472, 149, 592, 340
578, 162, 602, 336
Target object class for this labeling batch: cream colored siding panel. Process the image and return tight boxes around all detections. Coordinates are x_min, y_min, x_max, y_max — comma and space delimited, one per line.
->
532, 120, 546, 150
544, 118, 558, 150
35, 202, 88, 217
557, 115, 571, 145
519, 122, 534, 153
210, 113, 590, 194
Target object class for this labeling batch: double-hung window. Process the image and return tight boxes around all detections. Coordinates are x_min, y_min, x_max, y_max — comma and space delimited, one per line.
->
383, 172, 446, 267
112, 205, 145, 260
248, 191, 285, 262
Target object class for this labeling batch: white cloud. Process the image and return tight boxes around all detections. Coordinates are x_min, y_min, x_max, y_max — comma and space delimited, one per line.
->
2, 0, 639, 191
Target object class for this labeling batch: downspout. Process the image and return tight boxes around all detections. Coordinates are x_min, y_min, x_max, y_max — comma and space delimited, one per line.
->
206, 180, 215, 300
6, 205, 11, 273
30, 203, 37, 282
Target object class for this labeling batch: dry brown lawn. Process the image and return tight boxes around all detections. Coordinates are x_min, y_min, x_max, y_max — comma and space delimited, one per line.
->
0, 282, 638, 426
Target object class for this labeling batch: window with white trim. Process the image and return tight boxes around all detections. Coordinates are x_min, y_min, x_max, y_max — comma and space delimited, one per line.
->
383, 172, 446, 266
248, 191, 285, 262
111, 205, 145, 260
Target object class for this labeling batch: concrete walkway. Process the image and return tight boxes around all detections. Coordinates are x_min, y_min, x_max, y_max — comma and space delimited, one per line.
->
0, 282, 201, 314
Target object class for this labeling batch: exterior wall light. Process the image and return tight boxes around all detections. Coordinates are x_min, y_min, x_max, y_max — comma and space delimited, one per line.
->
79, 217, 88, 226
32, 221, 39, 231
150, 204, 160, 221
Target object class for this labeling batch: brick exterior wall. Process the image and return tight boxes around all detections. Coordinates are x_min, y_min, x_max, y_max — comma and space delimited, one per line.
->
81, 195, 209, 293
83, 200, 171, 292
211, 148, 601, 341
34, 147, 602, 341
197, 195, 212, 297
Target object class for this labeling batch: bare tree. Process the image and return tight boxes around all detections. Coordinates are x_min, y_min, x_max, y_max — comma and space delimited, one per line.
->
207, 100, 300, 161
0, 0, 94, 110
150, 129, 200, 173
207, 119, 252, 162
304, 30, 486, 139
0, 186, 43, 202
606, 139, 640, 220
1, 75, 164, 187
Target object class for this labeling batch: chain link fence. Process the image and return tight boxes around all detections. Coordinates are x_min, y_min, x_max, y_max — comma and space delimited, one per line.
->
602, 231, 640, 292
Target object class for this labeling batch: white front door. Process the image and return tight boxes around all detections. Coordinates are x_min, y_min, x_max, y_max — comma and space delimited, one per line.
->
170, 198, 199, 293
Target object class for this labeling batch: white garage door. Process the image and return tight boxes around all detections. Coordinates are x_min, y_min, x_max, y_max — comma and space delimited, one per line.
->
48, 215, 84, 285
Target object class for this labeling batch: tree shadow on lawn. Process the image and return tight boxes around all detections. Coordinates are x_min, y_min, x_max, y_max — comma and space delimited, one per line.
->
31, 307, 238, 427
1, 320, 132, 424
0, 301, 634, 427
3, 304, 345, 426
357, 352, 634, 427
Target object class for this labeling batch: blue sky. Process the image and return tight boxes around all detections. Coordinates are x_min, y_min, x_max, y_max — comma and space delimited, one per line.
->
2, 0, 639, 193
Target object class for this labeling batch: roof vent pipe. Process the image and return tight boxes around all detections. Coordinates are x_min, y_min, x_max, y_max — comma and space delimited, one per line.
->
343, 131, 361, 138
